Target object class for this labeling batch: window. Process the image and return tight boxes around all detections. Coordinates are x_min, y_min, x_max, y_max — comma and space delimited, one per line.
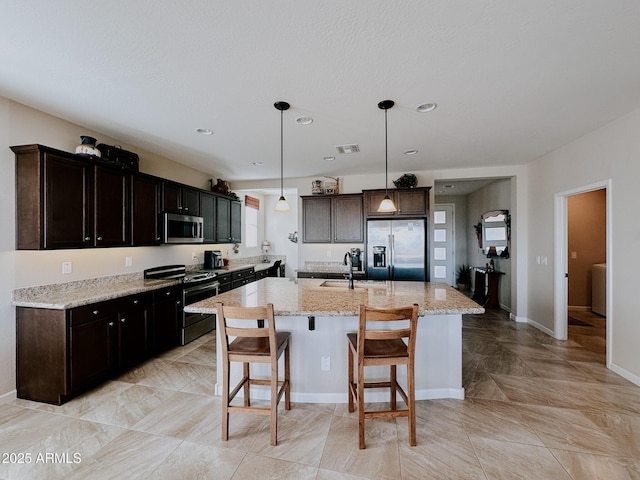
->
245, 195, 259, 248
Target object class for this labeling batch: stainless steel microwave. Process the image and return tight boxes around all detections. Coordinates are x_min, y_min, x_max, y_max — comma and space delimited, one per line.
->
163, 213, 204, 243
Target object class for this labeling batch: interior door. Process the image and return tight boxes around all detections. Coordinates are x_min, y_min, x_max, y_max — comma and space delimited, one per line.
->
432, 204, 455, 286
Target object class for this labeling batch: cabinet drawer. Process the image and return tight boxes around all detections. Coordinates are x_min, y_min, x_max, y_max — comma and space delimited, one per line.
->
71, 301, 120, 326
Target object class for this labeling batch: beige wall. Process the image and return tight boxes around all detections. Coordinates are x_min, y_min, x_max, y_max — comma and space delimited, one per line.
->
568, 189, 606, 308
0, 97, 228, 398
528, 105, 640, 384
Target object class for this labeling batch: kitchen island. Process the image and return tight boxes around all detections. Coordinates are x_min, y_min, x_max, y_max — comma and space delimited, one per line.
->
185, 277, 484, 403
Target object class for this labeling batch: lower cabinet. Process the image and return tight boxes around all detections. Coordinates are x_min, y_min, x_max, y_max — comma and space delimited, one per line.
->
152, 286, 182, 353
17, 292, 152, 405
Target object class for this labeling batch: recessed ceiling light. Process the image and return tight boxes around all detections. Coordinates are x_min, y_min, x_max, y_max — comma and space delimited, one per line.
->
444, 184, 455, 189
323, 156, 336, 161
416, 103, 437, 113
296, 116, 313, 125
404, 149, 418, 155
252, 162, 263, 166
196, 128, 214, 135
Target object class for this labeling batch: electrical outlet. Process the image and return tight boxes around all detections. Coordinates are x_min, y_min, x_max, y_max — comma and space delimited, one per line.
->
62, 261, 72, 274
125, 256, 133, 267
321, 355, 331, 371
326, 250, 332, 257
192, 252, 198, 261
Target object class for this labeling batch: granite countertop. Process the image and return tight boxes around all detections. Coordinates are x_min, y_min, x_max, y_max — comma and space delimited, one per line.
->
184, 278, 485, 317
12, 259, 284, 310
11, 275, 180, 310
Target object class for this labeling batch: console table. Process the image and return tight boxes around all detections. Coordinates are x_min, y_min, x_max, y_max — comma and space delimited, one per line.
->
472, 268, 504, 309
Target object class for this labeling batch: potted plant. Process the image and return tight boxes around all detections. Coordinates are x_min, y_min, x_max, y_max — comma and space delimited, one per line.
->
456, 264, 472, 291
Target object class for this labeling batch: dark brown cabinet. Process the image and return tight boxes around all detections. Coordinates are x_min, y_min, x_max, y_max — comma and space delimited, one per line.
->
17, 292, 152, 405
13, 145, 93, 249
200, 192, 217, 243
162, 182, 200, 216
302, 194, 363, 243
152, 286, 182, 353
132, 174, 161, 245
94, 166, 130, 247
216, 196, 242, 243
363, 188, 429, 218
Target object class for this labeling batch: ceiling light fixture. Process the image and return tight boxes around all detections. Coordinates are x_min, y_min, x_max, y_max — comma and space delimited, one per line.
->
196, 128, 214, 135
377, 100, 397, 213
404, 149, 418, 155
323, 156, 335, 161
296, 116, 313, 125
274, 101, 291, 212
416, 103, 437, 113
252, 162, 263, 166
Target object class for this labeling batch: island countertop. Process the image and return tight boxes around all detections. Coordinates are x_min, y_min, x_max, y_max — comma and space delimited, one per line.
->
184, 277, 484, 316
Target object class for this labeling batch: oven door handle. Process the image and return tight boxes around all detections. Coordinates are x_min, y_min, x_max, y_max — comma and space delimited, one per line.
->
184, 282, 220, 297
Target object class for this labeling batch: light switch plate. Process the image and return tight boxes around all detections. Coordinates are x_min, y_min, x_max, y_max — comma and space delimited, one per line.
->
62, 262, 72, 274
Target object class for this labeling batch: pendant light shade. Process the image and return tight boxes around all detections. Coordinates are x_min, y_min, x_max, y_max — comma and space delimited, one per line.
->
274, 101, 291, 212
377, 100, 397, 213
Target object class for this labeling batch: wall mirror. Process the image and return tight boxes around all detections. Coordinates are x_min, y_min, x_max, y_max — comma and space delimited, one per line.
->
481, 210, 510, 257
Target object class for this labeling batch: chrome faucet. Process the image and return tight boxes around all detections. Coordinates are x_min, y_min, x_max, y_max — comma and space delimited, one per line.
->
343, 252, 354, 289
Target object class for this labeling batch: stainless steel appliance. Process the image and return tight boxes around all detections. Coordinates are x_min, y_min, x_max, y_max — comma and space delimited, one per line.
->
144, 265, 219, 345
163, 212, 204, 244
204, 250, 224, 269
366, 219, 427, 281
350, 248, 362, 271
182, 271, 219, 345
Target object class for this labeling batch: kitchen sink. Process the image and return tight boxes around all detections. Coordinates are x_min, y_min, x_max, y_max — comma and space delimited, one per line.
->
319, 280, 387, 289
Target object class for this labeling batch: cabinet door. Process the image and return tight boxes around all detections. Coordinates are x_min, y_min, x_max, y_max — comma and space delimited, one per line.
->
200, 192, 216, 243
44, 153, 93, 249
70, 314, 117, 393
181, 187, 200, 216
152, 287, 182, 353
216, 196, 231, 242
162, 182, 182, 213
118, 305, 149, 369
94, 166, 130, 247
132, 174, 161, 245
333, 195, 363, 242
363, 190, 394, 217
302, 197, 332, 243
397, 189, 428, 216
230, 201, 242, 243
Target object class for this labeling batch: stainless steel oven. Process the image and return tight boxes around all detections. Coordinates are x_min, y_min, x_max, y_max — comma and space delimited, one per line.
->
181, 274, 219, 345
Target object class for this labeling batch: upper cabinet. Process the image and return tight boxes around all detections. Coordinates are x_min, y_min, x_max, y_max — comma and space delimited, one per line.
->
199, 192, 217, 243
363, 187, 430, 218
162, 182, 200, 216
13, 144, 131, 249
131, 174, 161, 245
215, 196, 242, 243
302, 194, 364, 243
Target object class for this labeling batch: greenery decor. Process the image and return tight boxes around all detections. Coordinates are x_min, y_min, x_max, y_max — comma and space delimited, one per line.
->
456, 264, 472, 289
392, 173, 417, 189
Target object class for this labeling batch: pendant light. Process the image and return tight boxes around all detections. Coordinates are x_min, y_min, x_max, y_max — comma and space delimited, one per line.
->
274, 101, 291, 212
377, 99, 397, 213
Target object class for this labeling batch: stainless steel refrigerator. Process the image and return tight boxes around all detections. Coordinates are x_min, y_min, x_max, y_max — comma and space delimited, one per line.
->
366, 219, 427, 281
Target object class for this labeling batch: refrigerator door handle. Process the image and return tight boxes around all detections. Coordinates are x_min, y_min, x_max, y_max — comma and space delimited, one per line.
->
389, 234, 395, 280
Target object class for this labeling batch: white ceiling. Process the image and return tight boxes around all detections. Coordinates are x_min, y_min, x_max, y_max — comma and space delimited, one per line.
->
2, 1, 640, 183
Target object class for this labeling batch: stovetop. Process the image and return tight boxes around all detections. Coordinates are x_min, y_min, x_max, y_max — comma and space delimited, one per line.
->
143, 265, 218, 284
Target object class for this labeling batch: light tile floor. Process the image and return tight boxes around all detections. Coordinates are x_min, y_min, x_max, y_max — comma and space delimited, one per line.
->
2, 309, 640, 479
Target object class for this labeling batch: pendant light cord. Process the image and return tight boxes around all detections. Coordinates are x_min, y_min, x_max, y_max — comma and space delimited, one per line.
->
280, 108, 284, 197
384, 107, 389, 196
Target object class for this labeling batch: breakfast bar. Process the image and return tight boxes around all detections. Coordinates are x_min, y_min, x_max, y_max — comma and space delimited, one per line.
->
184, 277, 484, 403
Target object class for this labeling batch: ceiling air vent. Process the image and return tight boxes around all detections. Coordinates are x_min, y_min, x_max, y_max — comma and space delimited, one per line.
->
335, 144, 360, 154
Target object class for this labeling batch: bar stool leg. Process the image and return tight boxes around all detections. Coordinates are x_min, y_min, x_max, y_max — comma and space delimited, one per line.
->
270, 360, 278, 446
243, 362, 250, 407
347, 344, 355, 413
222, 358, 230, 441
357, 361, 365, 449
284, 343, 291, 410
390, 365, 397, 410
408, 363, 416, 446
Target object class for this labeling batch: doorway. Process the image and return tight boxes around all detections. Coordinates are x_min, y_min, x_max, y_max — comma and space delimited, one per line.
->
432, 204, 455, 286
554, 180, 611, 366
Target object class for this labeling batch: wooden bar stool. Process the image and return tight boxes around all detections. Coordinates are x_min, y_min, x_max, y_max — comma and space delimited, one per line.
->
216, 302, 291, 446
347, 303, 419, 449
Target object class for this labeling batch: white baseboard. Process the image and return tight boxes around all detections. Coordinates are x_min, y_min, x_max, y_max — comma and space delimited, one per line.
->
609, 363, 640, 388
509, 313, 529, 323
215, 383, 465, 402
0, 390, 17, 404
525, 317, 555, 336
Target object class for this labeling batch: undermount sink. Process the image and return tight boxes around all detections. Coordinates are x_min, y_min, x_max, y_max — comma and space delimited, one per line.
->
319, 280, 387, 289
